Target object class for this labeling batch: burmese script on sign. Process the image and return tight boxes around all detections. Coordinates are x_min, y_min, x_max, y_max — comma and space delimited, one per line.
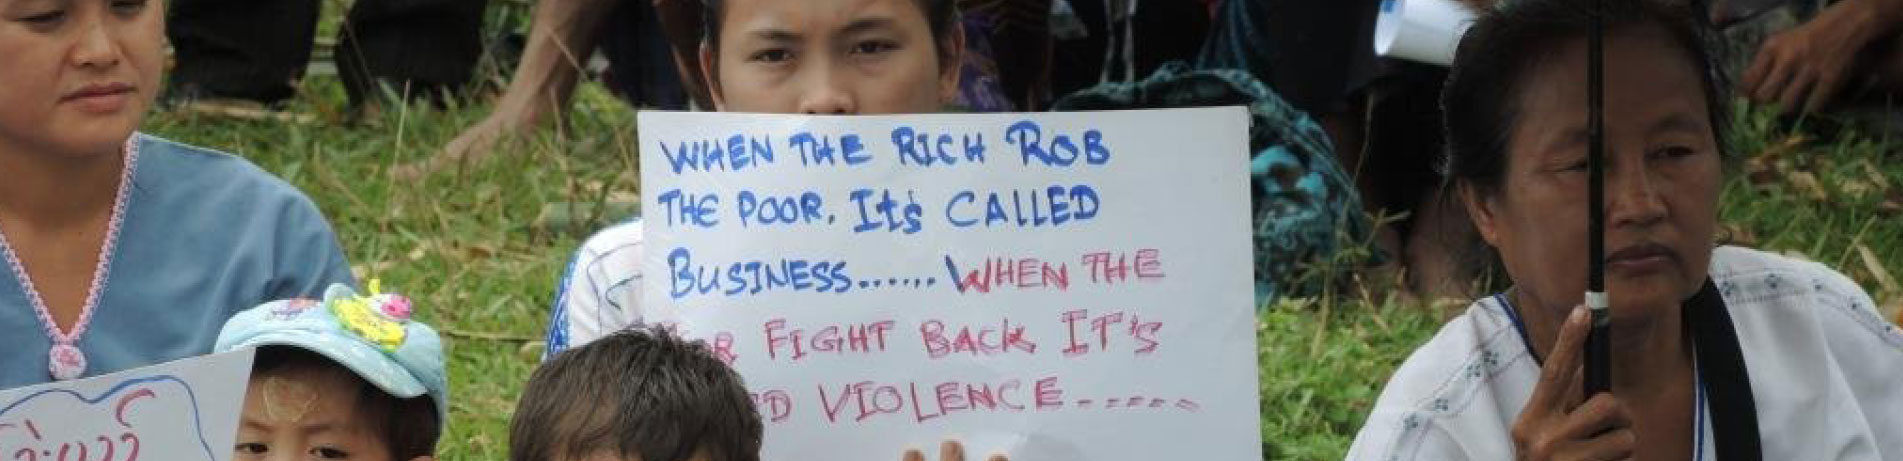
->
0, 350, 253, 461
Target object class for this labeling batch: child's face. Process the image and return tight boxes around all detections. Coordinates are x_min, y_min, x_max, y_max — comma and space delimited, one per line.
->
235, 367, 414, 461
0, 0, 163, 158
704, 0, 959, 114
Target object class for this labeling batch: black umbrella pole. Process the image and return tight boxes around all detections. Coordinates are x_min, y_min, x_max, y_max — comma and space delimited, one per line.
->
1584, 0, 1613, 397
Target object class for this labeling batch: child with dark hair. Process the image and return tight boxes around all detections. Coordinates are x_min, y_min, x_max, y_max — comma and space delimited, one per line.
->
510, 326, 762, 461
216, 284, 448, 461
515, 326, 1001, 461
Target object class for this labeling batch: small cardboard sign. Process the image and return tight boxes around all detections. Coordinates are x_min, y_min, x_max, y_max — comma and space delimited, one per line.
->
0, 349, 254, 461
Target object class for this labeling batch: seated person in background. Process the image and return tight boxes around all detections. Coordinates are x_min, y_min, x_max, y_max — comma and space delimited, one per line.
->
412, 0, 1073, 178
215, 284, 447, 461
165, 0, 489, 110
1738, 0, 1903, 114
516, 327, 1000, 461
0, 0, 353, 388
544, 0, 966, 356
1349, 0, 1903, 458
397, 0, 708, 178
406, 0, 1043, 176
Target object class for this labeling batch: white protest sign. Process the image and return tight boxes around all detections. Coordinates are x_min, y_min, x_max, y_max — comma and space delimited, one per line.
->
0, 349, 253, 461
640, 108, 1259, 460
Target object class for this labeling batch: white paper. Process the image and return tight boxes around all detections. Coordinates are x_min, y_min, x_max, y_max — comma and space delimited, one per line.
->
0, 349, 254, 461
640, 108, 1260, 460
1375, 0, 1480, 66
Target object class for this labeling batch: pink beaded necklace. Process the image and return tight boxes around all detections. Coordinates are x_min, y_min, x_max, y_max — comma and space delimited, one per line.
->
0, 135, 137, 381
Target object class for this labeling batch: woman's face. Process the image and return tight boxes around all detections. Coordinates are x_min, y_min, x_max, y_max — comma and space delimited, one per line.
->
0, 0, 163, 158
703, 0, 960, 114
1467, 23, 1722, 321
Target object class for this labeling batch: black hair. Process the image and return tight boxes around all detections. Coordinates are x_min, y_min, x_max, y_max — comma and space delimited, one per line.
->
701, 0, 962, 60
1437, 0, 1732, 289
509, 326, 763, 461
250, 346, 441, 459
1441, 0, 1733, 197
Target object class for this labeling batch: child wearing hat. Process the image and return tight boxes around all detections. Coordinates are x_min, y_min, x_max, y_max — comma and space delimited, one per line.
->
215, 283, 447, 461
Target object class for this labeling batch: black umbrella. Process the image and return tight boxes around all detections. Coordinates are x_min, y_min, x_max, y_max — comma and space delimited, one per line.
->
1578, 4, 1763, 458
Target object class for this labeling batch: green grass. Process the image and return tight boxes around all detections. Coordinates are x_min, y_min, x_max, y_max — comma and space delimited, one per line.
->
143, 74, 1902, 461
147, 77, 638, 458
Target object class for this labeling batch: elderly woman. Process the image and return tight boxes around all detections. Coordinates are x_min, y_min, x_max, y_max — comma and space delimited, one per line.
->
1348, 0, 1903, 459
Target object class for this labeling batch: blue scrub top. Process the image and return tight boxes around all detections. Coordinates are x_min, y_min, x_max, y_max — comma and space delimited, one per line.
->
0, 133, 355, 388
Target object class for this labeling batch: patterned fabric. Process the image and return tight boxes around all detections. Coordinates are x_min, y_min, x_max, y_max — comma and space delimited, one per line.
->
952, 0, 1053, 112
954, 14, 1016, 112
1051, 63, 1375, 303
1196, 0, 1274, 90
544, 219, 647, 360
1348, 246, 1903, 460
958, 0, 1050, 33
1195, 0, 1380, 115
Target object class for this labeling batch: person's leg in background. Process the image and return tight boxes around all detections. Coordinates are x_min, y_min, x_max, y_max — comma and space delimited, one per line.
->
336, 0, 492, 107
165, 0, 321, 105
399, 0, 712, 178
1048, 0, 1106, 97
1129, 0, 1208, 78
964, 0, 1053, 110
1049, 0, 1208, 98
1362, 65, 1479, 298
598, 0, 690, 109
1877, 32, 1903, 93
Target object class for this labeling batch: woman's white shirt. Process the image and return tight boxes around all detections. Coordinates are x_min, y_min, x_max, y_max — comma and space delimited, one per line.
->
1348, 246, 1903, 460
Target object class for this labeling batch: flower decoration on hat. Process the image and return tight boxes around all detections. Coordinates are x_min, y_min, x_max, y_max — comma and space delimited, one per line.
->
269, 298, 320, 321
328, 279, 413, 352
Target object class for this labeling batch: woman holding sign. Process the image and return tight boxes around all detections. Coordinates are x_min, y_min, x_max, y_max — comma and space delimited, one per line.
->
546, 0, 967, 357
0, 0, 354, 388
544, 0, 1002, 458
1348, 0, 1903, 459
543, 1, 1015, 458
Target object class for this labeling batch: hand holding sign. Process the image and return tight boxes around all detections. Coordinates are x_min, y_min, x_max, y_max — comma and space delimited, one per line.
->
903, 441, 1008, 461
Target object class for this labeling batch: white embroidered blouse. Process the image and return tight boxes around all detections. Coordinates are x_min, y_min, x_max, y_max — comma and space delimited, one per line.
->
1349, 246, 1903, 460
